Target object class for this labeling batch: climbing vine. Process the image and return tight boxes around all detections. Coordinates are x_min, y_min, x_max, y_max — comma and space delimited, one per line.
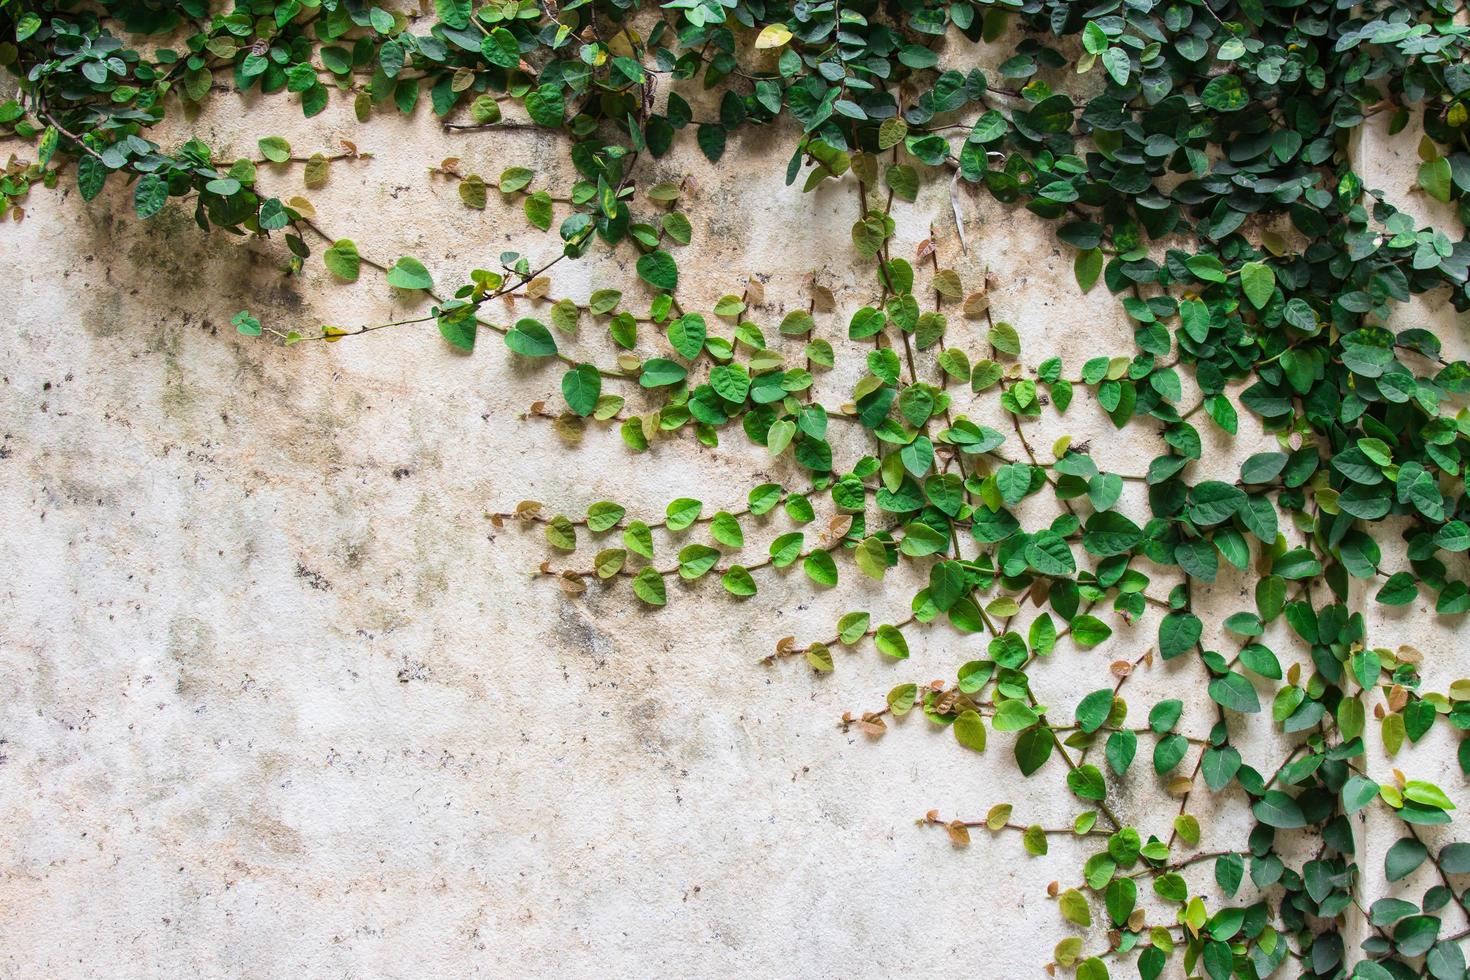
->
7, 0, 1470, 974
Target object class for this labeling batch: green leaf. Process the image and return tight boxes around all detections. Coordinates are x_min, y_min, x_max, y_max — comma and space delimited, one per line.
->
954, 710, 987, 751
875, 623, 909, 659
639, 358, 686, 387
885, 164, 919, 202
993, 700, 1039, 731
133, 173, 168, 218
1404, 780, 1455, 811
1240, 452, 1286, 484
1025, 531, 1076, 576
16, 11, 41, 40
838, 612, 871, 645
323, 239, 361, 281
585, 501, 625, 533
1185, 254, 1226, 283
1015, 727, 1053, 775
458, 173, 487, 210
636, 250, 679, 291
562, 364, 601, 416
1376, 572, 1418, 606
1240, 261, 1275, 309
996, 463, 1033, 505
1067, 763, 1106, 801
1104, 877, 1135, 927
544, 516, 576, 551
1149, 700, 1183, 733
1208, 672, 1261, 713
1386, 837, 1428, 881
1070, 615, 1111, 648
1252, 790, 1306, 829
710, 511, 743, 548
77, 156, 107, 201
1200, 75, 1247, 112
232, 310, 261, 337
632, 566, 667, 606
988, 321, 1021, 355
1106, 730, 1136, 775
386, 256, 433, 290
499, 167, 534, 193
804, 549, 838, 586
1153, 734, 1187, 773
623, 522, 653, 558
678, 544, 720, 580
258, 136, 292, 162
1074, 247, 1103, 292
524, 191, 553, 230
1059, 889, 1091, 927
1341, 775, 1379, 814
1420, 155, 1453, 203
1075, 689, 1114, 734
665, 498, 703, 531
481, 27, 520, 68
504, 319, 557, 358
1159, 611, 1202, 658
437, 307, 476, 351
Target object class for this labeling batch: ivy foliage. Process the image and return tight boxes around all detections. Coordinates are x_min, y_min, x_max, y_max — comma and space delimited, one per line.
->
8, 0, 1470, 974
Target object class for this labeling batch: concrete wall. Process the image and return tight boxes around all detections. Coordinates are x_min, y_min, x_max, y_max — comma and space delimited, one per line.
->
1, 40, 1467, 979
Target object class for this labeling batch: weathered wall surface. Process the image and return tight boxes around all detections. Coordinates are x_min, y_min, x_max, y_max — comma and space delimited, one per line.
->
1, 48, 1468, 979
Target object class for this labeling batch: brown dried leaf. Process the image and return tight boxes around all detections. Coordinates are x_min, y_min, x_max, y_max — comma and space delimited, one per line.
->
744, 277, 766, 306
553, 413, 585, 444
915, 237, 936, 261
962, 290, 990, 317
525, 276, 551, 299
515, 500, 543, 520
1166, 776, 1194, 796
1110, 660, 1134, 678
945, 821, 971, 847
810, 282, 835, 311
827, 514, 854, 540
557, 572, 586, 594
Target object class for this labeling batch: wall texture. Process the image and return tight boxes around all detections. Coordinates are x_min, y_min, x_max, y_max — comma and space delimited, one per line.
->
2, 40, 1468, 979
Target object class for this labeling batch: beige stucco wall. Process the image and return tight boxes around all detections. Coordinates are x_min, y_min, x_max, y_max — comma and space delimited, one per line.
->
2, 45, 1468, 978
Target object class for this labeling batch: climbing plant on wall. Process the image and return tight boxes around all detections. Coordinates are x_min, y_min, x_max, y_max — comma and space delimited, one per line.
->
8, 0, 1470, 974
